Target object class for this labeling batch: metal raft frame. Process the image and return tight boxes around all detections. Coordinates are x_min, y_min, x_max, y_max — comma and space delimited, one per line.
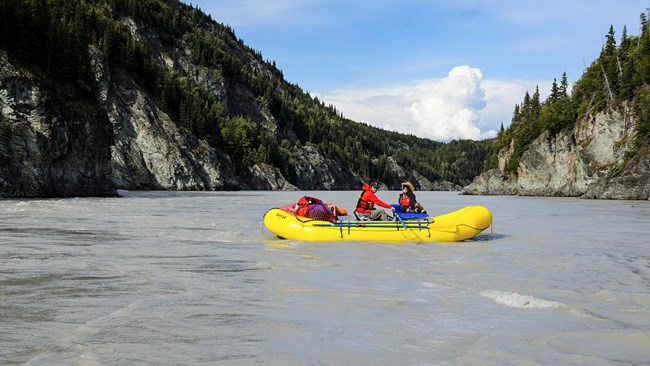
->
311, 215, 433, 238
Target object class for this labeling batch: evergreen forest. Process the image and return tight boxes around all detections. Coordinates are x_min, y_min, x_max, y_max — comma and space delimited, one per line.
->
484, 18, 650, 174
0, 0, 491, 188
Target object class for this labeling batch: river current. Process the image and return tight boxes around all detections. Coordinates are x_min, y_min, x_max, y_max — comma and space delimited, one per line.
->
1, 190, 649, 365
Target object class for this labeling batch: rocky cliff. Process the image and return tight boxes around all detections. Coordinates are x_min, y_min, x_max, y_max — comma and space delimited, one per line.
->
1, 44, 447, 196
462, 110, 650, 200
0, 0, 479, 198
0, 51, 116, 197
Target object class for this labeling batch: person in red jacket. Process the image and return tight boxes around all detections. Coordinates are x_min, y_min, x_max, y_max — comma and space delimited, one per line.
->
354, 182, 392, 221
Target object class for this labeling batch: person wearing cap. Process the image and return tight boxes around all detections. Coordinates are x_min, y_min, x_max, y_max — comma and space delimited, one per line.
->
354, 182, 392, 221
399, 181, 427, 213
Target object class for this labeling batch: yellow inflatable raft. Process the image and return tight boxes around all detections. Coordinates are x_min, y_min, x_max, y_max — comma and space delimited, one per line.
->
263, 205, 492, 243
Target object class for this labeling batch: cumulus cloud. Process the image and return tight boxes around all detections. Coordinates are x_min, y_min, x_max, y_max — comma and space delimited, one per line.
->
403, 66, 488, 140
320, 65, 546, 142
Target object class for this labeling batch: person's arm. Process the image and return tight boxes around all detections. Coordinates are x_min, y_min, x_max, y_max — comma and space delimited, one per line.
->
370, 193, 392, 209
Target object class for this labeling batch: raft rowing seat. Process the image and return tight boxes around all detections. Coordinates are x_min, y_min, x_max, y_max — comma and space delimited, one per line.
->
352, 205, 428, 222
353, 211, 370, 221
390, 204, 429, 220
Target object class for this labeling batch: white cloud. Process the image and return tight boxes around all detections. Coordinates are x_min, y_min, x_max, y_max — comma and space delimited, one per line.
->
403, 66, 487, 140
320, 65, 548, 141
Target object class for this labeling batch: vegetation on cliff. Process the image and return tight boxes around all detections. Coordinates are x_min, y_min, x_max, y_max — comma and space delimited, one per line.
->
0, 0, 490, 188
485, 14, 650, 174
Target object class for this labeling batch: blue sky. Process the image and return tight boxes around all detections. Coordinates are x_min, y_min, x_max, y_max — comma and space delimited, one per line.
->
182, 0, 646, 141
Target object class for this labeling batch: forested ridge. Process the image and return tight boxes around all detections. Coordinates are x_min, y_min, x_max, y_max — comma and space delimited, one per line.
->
0, 0, 491, 189
484, 15, 650, 174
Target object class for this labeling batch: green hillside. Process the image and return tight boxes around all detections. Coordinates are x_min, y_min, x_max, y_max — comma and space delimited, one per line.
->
485, 17, 650, 174
0, 0, 491, 188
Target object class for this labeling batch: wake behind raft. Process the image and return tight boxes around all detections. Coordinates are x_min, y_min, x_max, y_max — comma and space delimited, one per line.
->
263, 196, 492, 243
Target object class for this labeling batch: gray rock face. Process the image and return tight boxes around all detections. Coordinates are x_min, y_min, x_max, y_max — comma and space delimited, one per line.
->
0, 50, 116, 198
460, 169, 518, 196
462, 110, 650, 200
582, 151, 650, 199
290, 145, 360, 190
2, 44, 455, 196
244, 163, 298, 190
100, 66, 233, 191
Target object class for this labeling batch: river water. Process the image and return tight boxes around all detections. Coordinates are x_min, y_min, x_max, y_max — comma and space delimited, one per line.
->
1, 190, 649, 365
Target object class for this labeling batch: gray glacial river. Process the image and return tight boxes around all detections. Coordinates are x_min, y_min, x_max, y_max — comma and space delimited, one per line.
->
1, 190, 649, 365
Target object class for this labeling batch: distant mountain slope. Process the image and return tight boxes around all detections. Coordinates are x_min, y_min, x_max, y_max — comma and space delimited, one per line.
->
0, 0, 490, 197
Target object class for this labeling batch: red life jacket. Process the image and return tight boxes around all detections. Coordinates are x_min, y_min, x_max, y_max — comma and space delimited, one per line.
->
356, 190, 375, 211
297, 196, 323, 205
399, 193, 411, 208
